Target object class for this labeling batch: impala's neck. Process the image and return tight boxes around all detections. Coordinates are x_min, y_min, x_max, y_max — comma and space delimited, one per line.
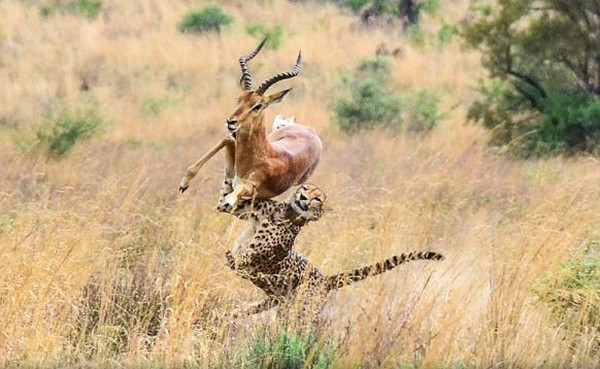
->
236, 115, 275, 164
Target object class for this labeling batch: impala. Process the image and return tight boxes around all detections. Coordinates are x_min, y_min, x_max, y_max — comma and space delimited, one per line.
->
179, 40, 322, 208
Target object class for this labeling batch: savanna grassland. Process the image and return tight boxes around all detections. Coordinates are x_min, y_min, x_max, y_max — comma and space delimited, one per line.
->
2, 0, 600, 368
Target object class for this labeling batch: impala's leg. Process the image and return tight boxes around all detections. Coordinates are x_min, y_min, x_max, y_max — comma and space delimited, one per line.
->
178, 137, 235, 193
217, 139, 237, 205
222, 182, 256, 212
224, 137, 236, 179
217, 139, 258, 215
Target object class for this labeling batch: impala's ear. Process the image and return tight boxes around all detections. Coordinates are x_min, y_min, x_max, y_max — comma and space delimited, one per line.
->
265, 88, 293, 106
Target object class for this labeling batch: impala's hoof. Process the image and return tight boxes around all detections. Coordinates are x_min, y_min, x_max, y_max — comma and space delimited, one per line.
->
179, 185, 188, 193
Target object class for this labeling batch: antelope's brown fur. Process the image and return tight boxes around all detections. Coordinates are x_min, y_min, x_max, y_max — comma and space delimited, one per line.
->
179, 42, 321, 208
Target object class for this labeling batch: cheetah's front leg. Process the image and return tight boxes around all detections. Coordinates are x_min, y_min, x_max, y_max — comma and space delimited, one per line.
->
232, 296, 282, 318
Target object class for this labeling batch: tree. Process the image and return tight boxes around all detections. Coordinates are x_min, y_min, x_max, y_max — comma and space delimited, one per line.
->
463, 0, 600, 157
399, 0, 420, 29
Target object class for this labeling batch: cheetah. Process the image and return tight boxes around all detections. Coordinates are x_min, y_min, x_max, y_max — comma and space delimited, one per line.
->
217, 177, 444, 325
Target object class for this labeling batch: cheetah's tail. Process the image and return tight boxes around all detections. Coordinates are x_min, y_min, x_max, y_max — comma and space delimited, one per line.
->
326, 251, 444, 290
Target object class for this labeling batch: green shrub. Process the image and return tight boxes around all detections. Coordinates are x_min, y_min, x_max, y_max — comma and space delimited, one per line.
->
357, 57, 391, 78
41, 3, 61, 18
469, 83, 600, 157
536, 240, 600, 334
245, 24, 284, 50
35, 107, 102, 158
419, 0, 441, 16
178, 6, 233, 34
437, 23, 454, 45
142, 97, 169, 117
70, 0, 102, 19
405, 89, 443, 132
336, 58, 400, 133
41, 0, 102, 20
336, 80, 402, 133
345, 0, 370, 13
238, 328, 338, 369
407, 25, 426, 47
335, 57, 445, 134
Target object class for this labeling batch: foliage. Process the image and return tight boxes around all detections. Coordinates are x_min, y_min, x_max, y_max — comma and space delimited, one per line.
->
345, 0, 370, 12
437, 23, 454, 45
327, 0, 440, 26
238, 328, 338, 369
70, 0, 102, 19
335, 58, 402, 133
41, 0, 103, 20
336, 80, 402, 133
142, 98, 169, 117
335, 58, 443, 134
34, 106, 102, 158
462, 0, 600, 157
405, 89, 443, 132
418, 0, 440, 16
245, 24, 285, 50
536, 240, 600, 334
178, 6, 233, 34
406, 24, 426, 46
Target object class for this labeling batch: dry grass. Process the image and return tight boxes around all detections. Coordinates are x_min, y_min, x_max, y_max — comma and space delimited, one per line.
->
2, 0, 600, 367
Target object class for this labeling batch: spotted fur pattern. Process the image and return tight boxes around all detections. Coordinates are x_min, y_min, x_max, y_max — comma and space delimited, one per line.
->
217, 176, 444, 325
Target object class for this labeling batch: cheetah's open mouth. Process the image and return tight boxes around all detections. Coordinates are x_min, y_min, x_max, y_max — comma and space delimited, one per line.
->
291, 196, 308, 214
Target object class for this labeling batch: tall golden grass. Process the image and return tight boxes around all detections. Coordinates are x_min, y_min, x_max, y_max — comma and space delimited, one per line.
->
2, 0, 600, 367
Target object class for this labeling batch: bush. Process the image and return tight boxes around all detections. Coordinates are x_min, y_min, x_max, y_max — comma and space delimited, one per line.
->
238, 328, 338, 369
336, 80, 402, 133
141, 97, 170, 118
406, 25, 426, 47
70, 0, 102, 19
437, 23, 454, 46
536, 240, 600, 334
41, 0, 102, 20
469, 84, 600, 157
336, 58, 402, 133
405, 89, 443, 132
345, 0, 370, 13
178, 6, 233, 34
245, 24, 284, 50
335, 58, 443, 134
35, 107, 102, 158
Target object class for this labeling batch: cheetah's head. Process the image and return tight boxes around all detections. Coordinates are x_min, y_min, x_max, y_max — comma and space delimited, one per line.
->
289, 184, 328, 223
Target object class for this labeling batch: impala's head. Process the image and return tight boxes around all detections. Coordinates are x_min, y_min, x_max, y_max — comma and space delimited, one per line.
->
226, 40, 302, 136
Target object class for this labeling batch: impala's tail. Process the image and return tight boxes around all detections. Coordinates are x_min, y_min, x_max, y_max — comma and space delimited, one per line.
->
326, 251, 444, 290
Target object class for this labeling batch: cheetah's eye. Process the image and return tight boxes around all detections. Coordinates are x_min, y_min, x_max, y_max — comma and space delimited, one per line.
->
312, 197, 323, 204
299, 193, 308, 201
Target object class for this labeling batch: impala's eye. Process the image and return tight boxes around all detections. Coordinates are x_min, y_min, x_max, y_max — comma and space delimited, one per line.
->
251, 104, 263, 113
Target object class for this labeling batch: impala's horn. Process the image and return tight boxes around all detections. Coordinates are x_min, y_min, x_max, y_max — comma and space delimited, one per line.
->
256, 51, 302, 96
239, 39, 267, 90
